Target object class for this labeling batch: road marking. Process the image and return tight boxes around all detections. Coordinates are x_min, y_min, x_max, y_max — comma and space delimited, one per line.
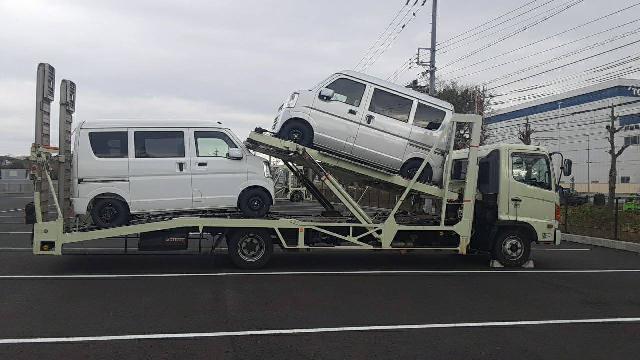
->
532, 248, 591, 251
0, 317, 638, 344
1, 269, 639, 279
0, 232, 31, 234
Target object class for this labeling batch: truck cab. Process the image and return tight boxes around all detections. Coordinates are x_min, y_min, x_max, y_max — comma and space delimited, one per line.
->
452, 144, 565, 266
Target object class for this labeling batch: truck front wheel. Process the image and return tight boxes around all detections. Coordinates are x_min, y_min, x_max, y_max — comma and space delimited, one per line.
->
227, 229, 273, 269
492, 230, 531, 267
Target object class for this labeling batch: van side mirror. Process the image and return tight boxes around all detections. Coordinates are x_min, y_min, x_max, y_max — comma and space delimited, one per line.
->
227, 148, 243, 160
319, 88, 335, 101
563, 159, 572, 176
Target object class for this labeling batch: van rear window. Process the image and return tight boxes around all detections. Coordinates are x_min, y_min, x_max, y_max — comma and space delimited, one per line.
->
414, 103, 446, 130
134, 131, 185, 158
89, 132, 128, 158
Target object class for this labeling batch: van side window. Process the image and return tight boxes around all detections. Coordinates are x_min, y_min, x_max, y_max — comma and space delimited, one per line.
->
511, 153, 552, 190
325, 78, 366, 107
134, 131, 185, 158
89, 132, 128, 158
414, 102, 446, 130
195, 131, 237, 157
368, 88, 413, 122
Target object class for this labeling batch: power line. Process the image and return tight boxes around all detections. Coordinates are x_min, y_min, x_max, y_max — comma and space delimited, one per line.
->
439, 0, 560, 53
439, 0, 584, 69
437, 0, 541, 46
359, 1, 426, 71
354, 1, 413, 70
448, 23, 640, 81
439, 2, 640, 74
485, 39, 640, 91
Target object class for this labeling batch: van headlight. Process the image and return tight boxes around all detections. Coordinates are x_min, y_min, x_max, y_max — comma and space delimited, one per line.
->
285, 92, 299, 108
263, 162, 272, 178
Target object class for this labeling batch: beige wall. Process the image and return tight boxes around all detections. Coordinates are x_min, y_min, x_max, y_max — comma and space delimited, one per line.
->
563, 183, 640, 194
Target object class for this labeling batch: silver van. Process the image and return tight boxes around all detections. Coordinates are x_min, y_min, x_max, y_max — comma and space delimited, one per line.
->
272, 70, 454, 183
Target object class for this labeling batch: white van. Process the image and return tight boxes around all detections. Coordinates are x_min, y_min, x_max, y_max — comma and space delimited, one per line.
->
72, 119, 275, 227
273, 70, 454, 183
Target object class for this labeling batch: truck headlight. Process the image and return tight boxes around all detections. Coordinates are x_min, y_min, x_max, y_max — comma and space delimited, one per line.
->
263, 162, 272, 178
285, 92, 299, 108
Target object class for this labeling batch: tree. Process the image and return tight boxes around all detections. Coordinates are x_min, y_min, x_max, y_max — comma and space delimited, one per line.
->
517, 117, 536, 145
406, 79, 492, 146
606, 106, 629, 208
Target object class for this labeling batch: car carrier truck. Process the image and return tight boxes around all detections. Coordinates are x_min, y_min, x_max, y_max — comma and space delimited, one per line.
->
26, 63, 571, 269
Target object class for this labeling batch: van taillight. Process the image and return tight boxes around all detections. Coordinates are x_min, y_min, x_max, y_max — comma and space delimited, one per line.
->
555, 203, 561, 222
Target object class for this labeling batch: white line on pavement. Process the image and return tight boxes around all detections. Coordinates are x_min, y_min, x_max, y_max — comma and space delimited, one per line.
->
0, 232, 31, 234
0, 317, 638, 344
532, 248, 591, 251
1, 269, 639, 279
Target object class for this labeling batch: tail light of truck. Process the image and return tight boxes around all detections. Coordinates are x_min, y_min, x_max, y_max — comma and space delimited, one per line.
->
555, 203, 561, 222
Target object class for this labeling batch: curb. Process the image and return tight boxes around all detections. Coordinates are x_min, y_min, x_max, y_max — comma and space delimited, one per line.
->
562, 233, 640, 254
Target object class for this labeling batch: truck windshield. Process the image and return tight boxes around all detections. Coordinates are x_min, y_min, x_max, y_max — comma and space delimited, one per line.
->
511, 153, 552, 190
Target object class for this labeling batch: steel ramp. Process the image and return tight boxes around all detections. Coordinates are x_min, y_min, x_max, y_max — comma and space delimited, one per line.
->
245, 130, 458, 201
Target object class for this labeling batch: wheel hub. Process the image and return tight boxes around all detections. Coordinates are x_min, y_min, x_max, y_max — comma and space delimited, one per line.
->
99, 203, 118, 222
238, 234, 266, 262
288, 129, 302, 142
502, 236, 524, 259
248, 196, 263, 211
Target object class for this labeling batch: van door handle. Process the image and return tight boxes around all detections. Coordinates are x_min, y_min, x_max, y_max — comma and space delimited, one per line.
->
197, 162, 207, 167
177, 162, 185, 172
366, 114, 374, 124
511, 197, 522, 203
348, 109, 357, 115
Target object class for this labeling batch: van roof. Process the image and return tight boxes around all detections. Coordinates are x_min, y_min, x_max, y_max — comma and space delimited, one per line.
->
337, 70, 455, 111
80, 119, 230, 129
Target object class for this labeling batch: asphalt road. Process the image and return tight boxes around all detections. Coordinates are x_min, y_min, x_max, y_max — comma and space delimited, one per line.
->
1, 193, 639, 359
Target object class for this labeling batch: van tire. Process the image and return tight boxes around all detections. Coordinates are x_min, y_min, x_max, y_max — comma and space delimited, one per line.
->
238, 188, 271, 218
279, 120, 313, 147
400, 159, 433, 183
227, 229, 273, 269
492, 230, 531, 268
91, 198, 130, 228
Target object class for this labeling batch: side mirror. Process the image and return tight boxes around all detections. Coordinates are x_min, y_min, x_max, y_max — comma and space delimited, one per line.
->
563, 159, 572, 176
318, 88, 335, 101
227, 148, 244, 160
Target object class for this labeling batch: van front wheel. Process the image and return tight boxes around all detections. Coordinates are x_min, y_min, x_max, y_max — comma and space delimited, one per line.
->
279, 121, 313, 147
91, 198, 130, 228
239, 188, 271, 218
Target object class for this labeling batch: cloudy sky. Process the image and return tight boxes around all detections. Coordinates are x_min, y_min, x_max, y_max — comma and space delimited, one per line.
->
1, 0, 639, 155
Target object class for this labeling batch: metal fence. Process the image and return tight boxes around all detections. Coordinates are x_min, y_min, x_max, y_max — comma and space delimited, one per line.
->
562, 198, 640, 243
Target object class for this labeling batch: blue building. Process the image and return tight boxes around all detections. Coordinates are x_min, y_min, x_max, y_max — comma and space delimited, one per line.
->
486, 79, 640, 194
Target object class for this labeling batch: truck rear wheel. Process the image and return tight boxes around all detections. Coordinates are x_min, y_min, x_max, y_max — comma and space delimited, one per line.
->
227, 229, 273, 269
492, 230, 531, 268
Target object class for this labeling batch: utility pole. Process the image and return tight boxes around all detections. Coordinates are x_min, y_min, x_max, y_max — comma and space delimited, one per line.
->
428, 0, 437, 96
417, 0, 437, 95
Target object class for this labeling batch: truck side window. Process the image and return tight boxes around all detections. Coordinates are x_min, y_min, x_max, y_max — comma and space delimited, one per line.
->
413, 102, 446, 130
511, 153, 552, 190
368, 88, 413, 122
325, 78, 366, 107
195, 131, 237, 157
134, 131, 185, 158
89, 131, 128, 158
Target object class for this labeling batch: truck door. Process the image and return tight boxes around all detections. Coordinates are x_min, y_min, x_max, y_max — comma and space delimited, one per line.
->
508, 151, 557, 240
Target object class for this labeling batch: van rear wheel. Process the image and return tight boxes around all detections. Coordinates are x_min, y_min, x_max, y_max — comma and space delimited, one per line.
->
91, 198, 130, 228
279, 121, 313, 147
400, 159, 433, 183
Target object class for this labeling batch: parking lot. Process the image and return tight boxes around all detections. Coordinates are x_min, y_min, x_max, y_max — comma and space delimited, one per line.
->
1, 193, 639, 359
